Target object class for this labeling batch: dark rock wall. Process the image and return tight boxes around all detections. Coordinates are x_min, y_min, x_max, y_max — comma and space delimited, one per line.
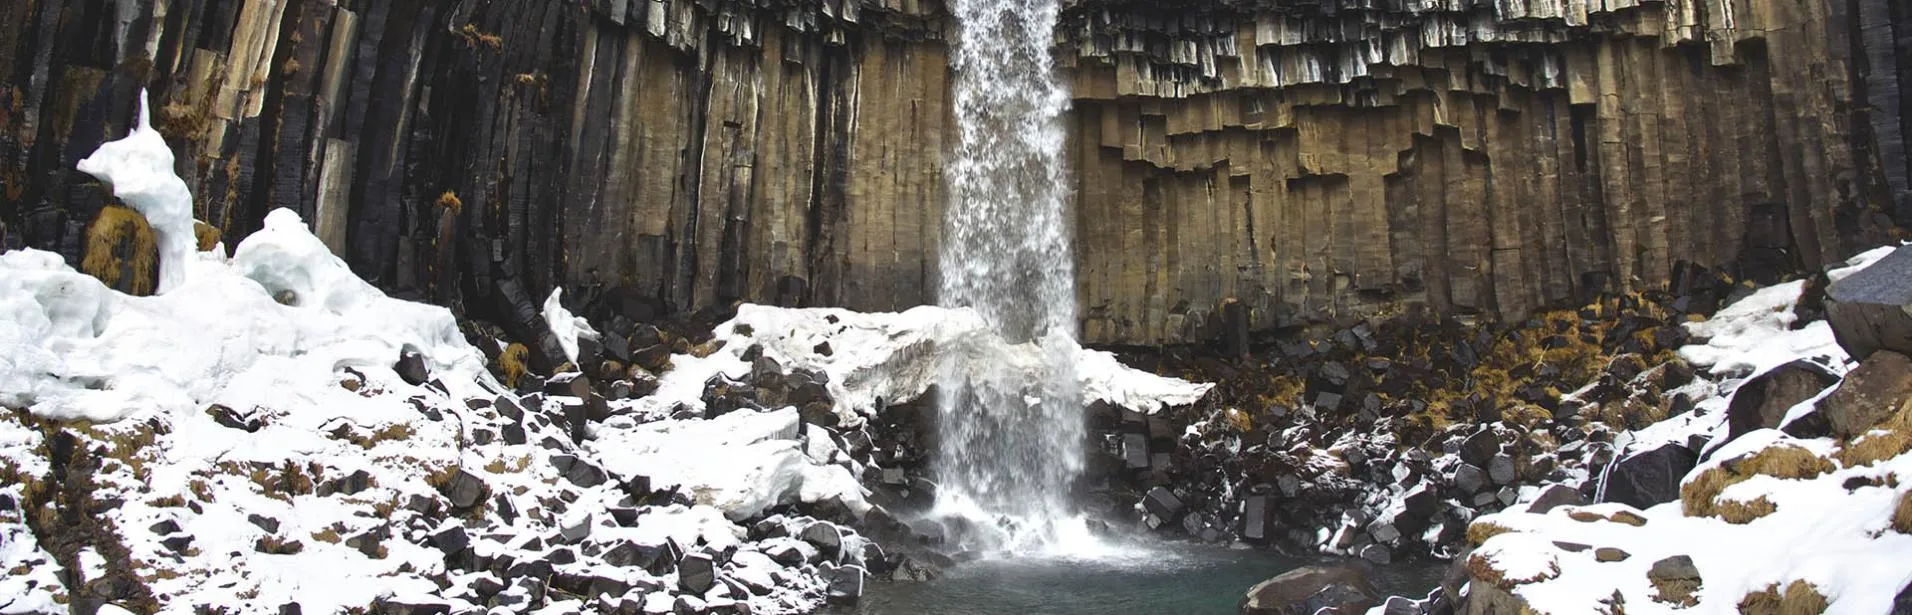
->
1, 0, 1907, 347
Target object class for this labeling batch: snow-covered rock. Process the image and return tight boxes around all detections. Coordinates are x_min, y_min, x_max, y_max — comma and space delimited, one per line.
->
1455, 245, 1912, 614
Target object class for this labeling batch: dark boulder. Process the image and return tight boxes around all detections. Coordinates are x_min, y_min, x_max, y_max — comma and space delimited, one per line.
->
206, 404, 265, 432
801, 522, 844, 561
678, 552, 716, 594
1599, 443, 1697, 509
1453, 464, 1487, 494
549, 454, 608, 488
1816, 350, 1912, 439
1460, 430, 1500, 467
1724, 360, 1838, 444
1826, 247, 1912, 361
394, 350, 430, 386
1143, 487, 1186, 521
1241, 564, 1380, 615
436, 469, 489, 511
1525, 484, 1585, 514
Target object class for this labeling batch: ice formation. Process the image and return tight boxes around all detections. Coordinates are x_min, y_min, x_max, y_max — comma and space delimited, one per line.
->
75, 90, 198, 294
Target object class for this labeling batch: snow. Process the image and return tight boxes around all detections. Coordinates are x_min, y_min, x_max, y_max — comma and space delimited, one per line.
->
544, 288, 597, 363
591, 407, 867, 520
0, 207, 487, 423
75, 90, 197, 294
1680, 245, 1897, 378
1466, 244, 1912, 615
625, 304, 1213, 425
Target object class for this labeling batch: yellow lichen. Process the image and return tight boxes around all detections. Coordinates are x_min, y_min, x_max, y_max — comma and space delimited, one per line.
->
194, 221, 221, 253
81, 204, 158, 296
496, 343, 529, 389
1737, 580, 1828, 615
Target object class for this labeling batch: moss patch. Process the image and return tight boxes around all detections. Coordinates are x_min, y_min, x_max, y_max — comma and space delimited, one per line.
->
1467, 521, 1516, 546
1736, 580, 1828, 615
1682, 445, 1836, 519
81, 204, 159, 296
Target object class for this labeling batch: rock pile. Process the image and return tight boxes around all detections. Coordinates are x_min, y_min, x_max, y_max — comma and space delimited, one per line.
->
1090, 281, 1724, 563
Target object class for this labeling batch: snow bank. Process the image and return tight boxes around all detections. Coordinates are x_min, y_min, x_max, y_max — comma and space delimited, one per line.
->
1680, 245, 1897, 377
592, 407, 867, 520
75, 91, 197, 294
0, 208, 489, 423
624, 304, 1213, 425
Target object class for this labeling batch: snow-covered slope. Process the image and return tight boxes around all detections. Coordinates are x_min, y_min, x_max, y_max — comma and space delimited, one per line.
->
1458, 247, 1912, 614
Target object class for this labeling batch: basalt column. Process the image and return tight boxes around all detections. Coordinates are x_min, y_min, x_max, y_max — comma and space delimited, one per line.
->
1062, 0, 1911, 344
1, 0, 1908, 349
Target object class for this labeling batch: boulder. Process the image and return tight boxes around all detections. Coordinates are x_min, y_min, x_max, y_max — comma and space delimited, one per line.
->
1724, 360, 1838, 444
1241, 564, 1381, 615
1524, 484, 1585, 514
1599, 443, 1697, 509
549, 454, 608, 488
1647, 555, 1702, 607
1143, 487, 1186, 521
800, 522, 844, 561
436, 469, 489, 511
1453, 464, 1488, 494
1460, 430, 1500, 467
1487, 455, 1517, 485
678, 552, 716, 594
394, 350, 430, 386
1826, 247, 1912, 361
1817, 350, 1912, 439
826, 565, 865, 605
1241, 495, 1270, 543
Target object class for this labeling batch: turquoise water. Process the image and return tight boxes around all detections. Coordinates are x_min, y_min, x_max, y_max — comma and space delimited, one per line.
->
832, 544, 1442, 615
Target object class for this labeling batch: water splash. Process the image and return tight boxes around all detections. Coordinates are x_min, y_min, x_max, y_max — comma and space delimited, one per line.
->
934, 0, 1085, 553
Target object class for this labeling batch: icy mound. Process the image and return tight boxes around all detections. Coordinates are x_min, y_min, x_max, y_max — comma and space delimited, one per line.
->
75, 92, 197, 294
0, 207, 488, 424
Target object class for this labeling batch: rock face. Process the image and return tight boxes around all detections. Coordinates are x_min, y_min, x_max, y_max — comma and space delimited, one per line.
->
2, 0, 1908, 345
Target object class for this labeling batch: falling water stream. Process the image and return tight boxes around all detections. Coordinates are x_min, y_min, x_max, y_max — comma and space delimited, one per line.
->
933, 0, 1087, 553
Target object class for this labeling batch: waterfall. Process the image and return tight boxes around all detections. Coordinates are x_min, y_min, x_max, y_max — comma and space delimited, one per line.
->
934, 0, 1086, 552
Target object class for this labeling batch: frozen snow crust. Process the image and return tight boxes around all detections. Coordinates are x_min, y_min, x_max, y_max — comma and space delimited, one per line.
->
1453, 246, 1912, 615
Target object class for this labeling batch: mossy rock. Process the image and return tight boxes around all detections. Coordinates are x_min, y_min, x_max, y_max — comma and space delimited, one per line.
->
81, 204, 158, 296
194, 221, 222, 253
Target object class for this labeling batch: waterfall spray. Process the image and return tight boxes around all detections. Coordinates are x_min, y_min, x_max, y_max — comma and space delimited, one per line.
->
935, 0, 1086, 552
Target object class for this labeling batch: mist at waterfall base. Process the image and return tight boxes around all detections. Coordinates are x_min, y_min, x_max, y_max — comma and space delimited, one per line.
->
931, 0, 1094, 555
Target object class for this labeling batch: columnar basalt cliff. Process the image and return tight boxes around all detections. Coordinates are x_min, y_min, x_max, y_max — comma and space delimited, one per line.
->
1, 0, 1907, 350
